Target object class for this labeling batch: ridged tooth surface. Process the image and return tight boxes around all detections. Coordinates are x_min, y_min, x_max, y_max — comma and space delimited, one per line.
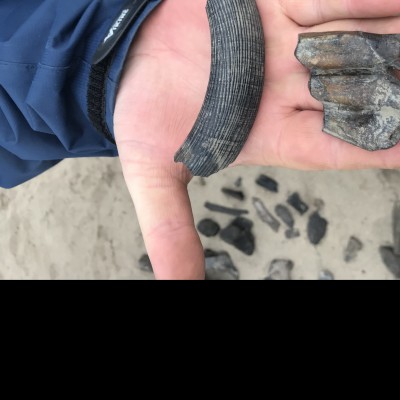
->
296, 32, 400, 151
174, 0, 265, 177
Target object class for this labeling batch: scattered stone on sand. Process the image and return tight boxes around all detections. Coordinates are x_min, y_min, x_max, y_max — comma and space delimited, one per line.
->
139, 254, 153, 273
307, 211, 328, 245
344, 236, 363, 262
234, 177, 243, 188
220, 217, 255, 256
393, 200, 400, 255
205, 250, 240, 280
204, 202, 249, 217
314, 199, 325, 211
285, 228, 300, 239
252, 197, 280, 232
287, 192, 309, 215
221, 188, 245, 201
197, 219, 220, 237
379, 246, 400, 279
275, 204, 295, 228
256, 174, 279, 193
319, 270, 335, 280
265, 259, 294, 280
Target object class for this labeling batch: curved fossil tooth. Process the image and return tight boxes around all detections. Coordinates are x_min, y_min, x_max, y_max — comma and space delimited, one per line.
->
296, 32, 400, 151
174, 0, 265, 177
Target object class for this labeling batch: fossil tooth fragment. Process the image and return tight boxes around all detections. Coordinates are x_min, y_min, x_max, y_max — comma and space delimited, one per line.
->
296, 32, 400, 150
174, 0, 265, 177
252, 197, 281, 233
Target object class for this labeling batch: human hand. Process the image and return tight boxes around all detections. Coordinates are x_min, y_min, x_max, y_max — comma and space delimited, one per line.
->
114, 0, 400, 279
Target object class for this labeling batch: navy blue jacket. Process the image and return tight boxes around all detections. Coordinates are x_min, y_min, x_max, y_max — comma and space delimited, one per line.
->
0, 0, 162, 188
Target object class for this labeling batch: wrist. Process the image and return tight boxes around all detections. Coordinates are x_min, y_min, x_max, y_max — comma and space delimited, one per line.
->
87, 0, 163, 143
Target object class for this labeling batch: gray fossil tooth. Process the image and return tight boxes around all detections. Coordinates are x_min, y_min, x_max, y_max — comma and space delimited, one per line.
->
174, 0, 265, 177
296, 32, 400, 151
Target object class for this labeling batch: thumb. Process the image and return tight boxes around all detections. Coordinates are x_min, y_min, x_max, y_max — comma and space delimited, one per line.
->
121, 160, 205, 280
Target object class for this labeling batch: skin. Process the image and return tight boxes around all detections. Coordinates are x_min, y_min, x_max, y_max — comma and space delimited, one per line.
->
114, 0, 400, 279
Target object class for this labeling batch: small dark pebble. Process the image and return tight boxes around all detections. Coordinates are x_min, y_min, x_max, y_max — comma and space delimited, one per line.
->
139, 254, 153, 273
319, 270, 335, 280
287, 193, 309, 215
197, 219, 220, 237
275, 204, 294, 228
344, 236, 363, 262
285, 228, 300, 239
379, 246, 400, 279
221, 188, 245, 201
204, 202, 249, 217
256, 174, 279, 193
220, 217, 255, 256
234, 177, 243, 188
205, 250, 239, 280
393, 201, 400, 255
265, 259, 294, 280
307, 211, 328, 245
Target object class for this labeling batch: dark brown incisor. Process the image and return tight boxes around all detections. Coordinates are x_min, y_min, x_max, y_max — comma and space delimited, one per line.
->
174, 0, 265, 177
296, 32, 400, 151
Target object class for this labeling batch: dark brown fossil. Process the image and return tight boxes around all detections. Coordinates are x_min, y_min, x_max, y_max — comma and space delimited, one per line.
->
174, 0, 265, 177
296, 32, 400, 150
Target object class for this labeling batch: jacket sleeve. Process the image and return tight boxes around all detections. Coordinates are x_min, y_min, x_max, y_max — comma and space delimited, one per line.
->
0, 0, 162, 188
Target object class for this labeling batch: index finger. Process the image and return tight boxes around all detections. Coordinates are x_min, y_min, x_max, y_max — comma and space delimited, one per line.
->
280, 0, 400, 26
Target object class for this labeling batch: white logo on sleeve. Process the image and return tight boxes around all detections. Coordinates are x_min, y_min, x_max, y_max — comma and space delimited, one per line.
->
104, 9, 130, 43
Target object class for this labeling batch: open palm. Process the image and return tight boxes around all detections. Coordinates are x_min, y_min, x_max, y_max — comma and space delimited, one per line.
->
114, 0, 400, 279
